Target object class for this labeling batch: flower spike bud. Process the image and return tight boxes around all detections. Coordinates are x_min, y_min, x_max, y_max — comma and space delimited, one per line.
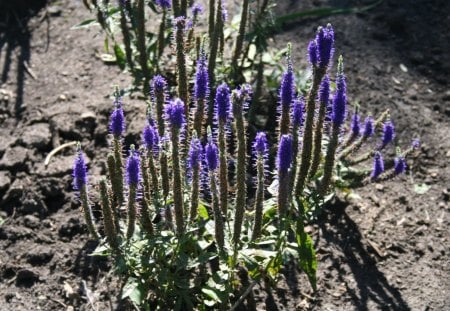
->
381, 119, 395, 148
110, 99, 125, 138
279, 45, 295, 135
205, 139, 219, 171
142, 122, 159, 155
292, 97, 304, 129
394, 156, 407, 175
151, 75, 168, 136
73, 145, 87, 191
191, 2, 203, 19
194, 50, 209, 101
351, 107, 361, 137
155, 0, 171, 9
371, 151, 384, 180
126, 145, 140, 186
331, 56, 347, 127
308, 40, 318, 67
166, 98, 186, 129
188, 133, 202, 170
253, 132, 268, 157
277, 135, 293, 173
215, 82, 231, 123
316, 24, 335, 69
363, 116, 374, 137
412, 138, 420, 149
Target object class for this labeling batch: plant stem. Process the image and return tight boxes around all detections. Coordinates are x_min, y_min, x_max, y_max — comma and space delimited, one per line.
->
171, 127, 184, 235
136, 0, 150, 96
80, 186, 100, 239
218, 120, 228, 215
295, 68, 325, 196
232, 92, 247, 245
251, 155, 264, 241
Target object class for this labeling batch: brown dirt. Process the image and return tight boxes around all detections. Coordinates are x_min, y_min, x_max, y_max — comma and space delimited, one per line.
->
0, 0, 448, 310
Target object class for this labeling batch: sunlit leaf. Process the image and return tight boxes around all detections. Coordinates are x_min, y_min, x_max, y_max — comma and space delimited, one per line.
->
296, 230, 317, 291
414, 183, 431, 195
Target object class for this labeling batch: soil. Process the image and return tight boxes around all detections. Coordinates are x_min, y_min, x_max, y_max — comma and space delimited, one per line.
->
0, 0, 448, 310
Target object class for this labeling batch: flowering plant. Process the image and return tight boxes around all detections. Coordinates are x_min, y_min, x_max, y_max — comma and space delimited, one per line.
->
73, 24, 418, 309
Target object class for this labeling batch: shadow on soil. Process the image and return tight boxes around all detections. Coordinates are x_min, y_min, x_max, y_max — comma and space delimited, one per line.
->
0, 0, 48, 118
318, 201, 410, 310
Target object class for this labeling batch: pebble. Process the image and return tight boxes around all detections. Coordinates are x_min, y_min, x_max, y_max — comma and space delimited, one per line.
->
16, 268, 39, 287
18, 123, 52, 150
0, 146, 29, 171
23, 215, 40, 229
0, 170, 11, 193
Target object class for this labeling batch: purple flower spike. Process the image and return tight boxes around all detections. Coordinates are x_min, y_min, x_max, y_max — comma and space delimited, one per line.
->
316, 24, 335, 69
126, 148, 140, 186
191, 3, 203, 17
166, 98, 186, 129
277, 134, 293, 173
381, 120, 395, 148
110, 101, 125, 138
152, 75, 167, 95
412, 138, 420, 149
331, 59, 347, 127
394, 156, 407, 175
279, 64, 295, 109
188, 137, 202, 170
194, 51, 209, 101
73, 150, 87, 191
319, 75, 330, 104
143, 122, 159, 151
215, 83, 231, 123
351, 110, 361, 136
253, 132, 268, 156
371, 152, 384, 179
363, 116, 374, 137
292, 97, 304, 128
221, 2, 228, 22
308, 40, 318, 67
205, 140, 219, 171
155, 0, 171, 9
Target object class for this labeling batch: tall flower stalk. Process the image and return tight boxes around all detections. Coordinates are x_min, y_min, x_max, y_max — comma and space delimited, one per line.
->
205, 132, 224, 250
295, 25, 334, 196
215, 83, 231, 215
251, 132, 268, 241
166, 99, 186, 234
232, 86, 251, 245
320, 56, 347, 196
73, 146, 99, 239
309, 75, 330, 178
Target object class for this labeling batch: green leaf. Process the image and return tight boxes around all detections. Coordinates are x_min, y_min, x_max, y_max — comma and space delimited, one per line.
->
296, 229, 317, 291
198, 204, 209, 220
202, 288, 221, 303
114, 44, 126, 70
122, 278, 143, 305
71, 19, 99, 29
414, 183, 431, 195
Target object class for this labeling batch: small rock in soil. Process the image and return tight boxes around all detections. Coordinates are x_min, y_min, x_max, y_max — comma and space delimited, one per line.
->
18, 123, 52, 150
59, 217, 84, 239
15, 268, 40, 287
23, 215, 40, 229
0, 170, 11, 194
37, 156, 73, 177
0, 146, 29, 171
25, 246, 54, 266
